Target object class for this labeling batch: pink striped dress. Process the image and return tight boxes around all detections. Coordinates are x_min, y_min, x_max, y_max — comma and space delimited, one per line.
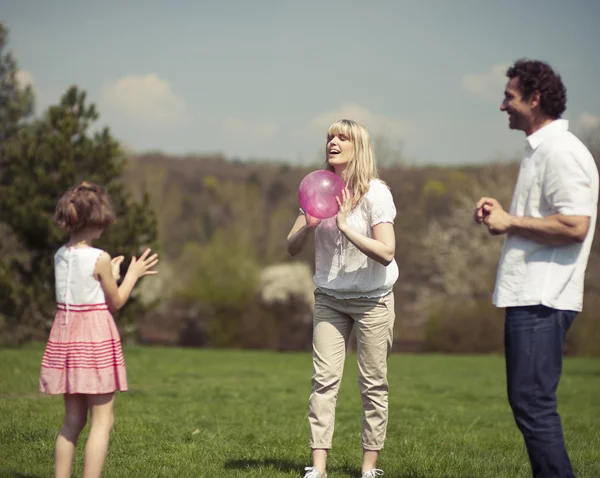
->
39, 246, 128, 395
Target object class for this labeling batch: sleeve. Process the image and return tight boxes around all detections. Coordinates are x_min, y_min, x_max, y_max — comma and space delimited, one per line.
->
543, 149, 595, 217
369, 181, 397, 226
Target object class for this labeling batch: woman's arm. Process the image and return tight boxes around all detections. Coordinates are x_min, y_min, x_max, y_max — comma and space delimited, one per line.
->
287, 213, 321, 256
338, 221, 395, 266
336, 188, 396, 266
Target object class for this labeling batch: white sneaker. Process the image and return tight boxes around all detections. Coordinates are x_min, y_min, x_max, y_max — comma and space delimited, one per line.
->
361, 469, 384, 478
303, 466, 327, 478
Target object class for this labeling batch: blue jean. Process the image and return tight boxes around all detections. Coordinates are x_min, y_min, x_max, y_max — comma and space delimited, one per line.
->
505, 305, 577, 478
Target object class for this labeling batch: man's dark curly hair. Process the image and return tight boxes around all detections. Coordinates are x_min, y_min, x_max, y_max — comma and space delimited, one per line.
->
507, 59, 567, 119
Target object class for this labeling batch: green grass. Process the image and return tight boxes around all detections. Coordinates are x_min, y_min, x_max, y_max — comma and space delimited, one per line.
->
1, 346, 599, 477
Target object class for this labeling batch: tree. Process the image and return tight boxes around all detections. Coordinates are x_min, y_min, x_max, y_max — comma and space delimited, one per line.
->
415, 167, 515, 353
176, 228, 260, 347
0, 23, 35, 343
0, 24, 34, 141
0, 24, 158, 344
417, 166, 515, 307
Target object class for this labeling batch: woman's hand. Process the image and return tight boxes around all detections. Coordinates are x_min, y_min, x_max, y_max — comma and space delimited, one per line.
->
305, 212, 322, 229
336, 187, 352, 231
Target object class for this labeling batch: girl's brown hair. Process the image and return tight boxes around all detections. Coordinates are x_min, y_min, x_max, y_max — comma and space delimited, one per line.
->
54, 181, 116, 232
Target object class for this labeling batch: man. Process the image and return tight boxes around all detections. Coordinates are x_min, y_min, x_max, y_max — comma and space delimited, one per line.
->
475, 59, 599, 478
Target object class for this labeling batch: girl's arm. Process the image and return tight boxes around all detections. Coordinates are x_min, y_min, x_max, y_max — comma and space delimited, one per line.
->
287, 213, 321, 256
95, 248, 159, 312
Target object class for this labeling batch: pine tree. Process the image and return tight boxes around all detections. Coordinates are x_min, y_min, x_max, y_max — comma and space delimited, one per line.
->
0, 24, 34, 141
0, 24, 158, 344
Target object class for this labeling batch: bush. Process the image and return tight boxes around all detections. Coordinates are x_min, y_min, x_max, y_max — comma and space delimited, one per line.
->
568, 294, 600, 356
425, 299, 504, 353
175, 228, 260, 347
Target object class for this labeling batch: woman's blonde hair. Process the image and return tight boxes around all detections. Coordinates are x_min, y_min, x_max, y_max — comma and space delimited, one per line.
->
324, 119, 379, 210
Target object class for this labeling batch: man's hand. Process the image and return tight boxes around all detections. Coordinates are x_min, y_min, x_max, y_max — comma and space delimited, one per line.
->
474, 197, 500, 224
475, 197, 513, 235
483, 203, 513, 235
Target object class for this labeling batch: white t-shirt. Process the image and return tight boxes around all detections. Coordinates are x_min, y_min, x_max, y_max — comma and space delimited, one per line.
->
493, 120, 599, 311
310, 179, 399, 299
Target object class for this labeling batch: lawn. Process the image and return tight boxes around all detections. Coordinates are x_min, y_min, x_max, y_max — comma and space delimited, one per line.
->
1, 345, 599, 477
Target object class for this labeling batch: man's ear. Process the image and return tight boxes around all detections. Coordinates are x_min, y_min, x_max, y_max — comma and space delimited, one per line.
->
529, 90, 541, 109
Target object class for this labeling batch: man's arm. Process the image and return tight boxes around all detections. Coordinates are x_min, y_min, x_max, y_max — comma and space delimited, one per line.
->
478, 198, 590, 246
507, 214, 590, 246
476, 146, 595, 246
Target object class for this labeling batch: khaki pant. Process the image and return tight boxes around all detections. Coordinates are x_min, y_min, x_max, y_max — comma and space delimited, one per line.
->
308, 290, 395, 450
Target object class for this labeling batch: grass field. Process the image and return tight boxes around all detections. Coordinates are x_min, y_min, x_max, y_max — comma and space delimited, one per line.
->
1, 345, 599, 478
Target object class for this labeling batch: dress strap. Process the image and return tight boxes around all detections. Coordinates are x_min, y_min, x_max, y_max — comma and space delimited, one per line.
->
65, 249, 73, 325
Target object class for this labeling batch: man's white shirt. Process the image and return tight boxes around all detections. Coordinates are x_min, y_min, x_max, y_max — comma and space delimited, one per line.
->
493, 120, 599, 311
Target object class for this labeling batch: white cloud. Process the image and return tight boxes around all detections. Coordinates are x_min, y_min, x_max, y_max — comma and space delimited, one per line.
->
223, 117, 278, 141
16, 69, 35, 89
102, 74, 189, 129
575, 112, 600, 130
461, 63, 510, 102
307, 103, 415, 140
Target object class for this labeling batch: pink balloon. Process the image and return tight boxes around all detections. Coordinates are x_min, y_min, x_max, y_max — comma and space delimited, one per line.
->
298, 170, 345, 219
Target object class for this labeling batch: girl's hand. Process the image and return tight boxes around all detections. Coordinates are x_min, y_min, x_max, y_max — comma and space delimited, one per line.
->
111, 256, 125, 281
335, 187, 352, 230
127, 248, 159, 279
305, 213, 322, 229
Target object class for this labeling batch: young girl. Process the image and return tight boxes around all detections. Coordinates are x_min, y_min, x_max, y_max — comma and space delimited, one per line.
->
287, 119, 398, 478
39, 181, 159, 478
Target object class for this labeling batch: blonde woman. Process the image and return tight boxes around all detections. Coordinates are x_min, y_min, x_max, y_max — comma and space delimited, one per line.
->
287, 119, 398, 478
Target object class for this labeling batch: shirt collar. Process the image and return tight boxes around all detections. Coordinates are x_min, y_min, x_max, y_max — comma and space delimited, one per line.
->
526, 119, 569, 150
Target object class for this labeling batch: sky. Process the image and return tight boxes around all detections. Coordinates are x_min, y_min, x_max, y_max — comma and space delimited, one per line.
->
3, 0, 600, 166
